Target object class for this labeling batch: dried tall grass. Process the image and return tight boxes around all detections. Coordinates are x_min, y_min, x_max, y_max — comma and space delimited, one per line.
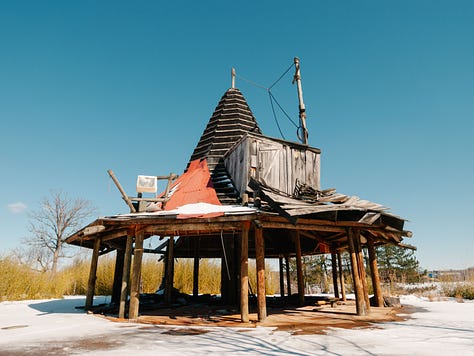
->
0, 253, 278, 301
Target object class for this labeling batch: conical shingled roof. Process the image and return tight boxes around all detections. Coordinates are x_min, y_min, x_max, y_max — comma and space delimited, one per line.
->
188, 88, 262, 204
189, 88, 262, 170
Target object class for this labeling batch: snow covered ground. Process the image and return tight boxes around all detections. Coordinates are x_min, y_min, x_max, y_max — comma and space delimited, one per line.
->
0, 295, 473, 355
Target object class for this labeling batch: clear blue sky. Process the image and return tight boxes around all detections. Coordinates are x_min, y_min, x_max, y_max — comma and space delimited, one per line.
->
1, 1, 472, 270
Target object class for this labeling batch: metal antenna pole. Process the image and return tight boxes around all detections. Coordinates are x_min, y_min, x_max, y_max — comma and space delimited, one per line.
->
293, 57, 308, 145
231, 67, 236, 88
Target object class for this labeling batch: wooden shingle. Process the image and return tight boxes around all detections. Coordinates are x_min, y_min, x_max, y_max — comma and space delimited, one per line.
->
188, 88, 262, 204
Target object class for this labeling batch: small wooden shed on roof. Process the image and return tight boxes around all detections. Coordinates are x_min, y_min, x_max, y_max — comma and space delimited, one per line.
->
67, 82, 412, 323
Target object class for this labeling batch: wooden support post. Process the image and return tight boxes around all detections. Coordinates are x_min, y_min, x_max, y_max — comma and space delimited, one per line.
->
129, 230, 144, 320
193, 237, 200, 298
294, 231, 305, 306
254, 227, 266, 321
119, 233, 133, 318
331, 251, 340, 299
285, 256, 291, 296
240, 222, 249, 322
354, 231, 370, 312
165, 236, 175, 303
337, 252, 347, 301
85, 238, 101, 310
367, 238, 384, 307
348, 228, 367, 316
111, 248, 125, 305
279, 256, 285, 297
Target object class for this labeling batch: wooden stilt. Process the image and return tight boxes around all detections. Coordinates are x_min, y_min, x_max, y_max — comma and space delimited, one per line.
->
337, 252, 347, 301
240, 222, 249, 322
331, 251, 340, 299
367, 238, 384, 307
347, 228, 367, 316
111, 248, 125, 305
279, 256, 285, 297
193, 237, 200, 298
129, 230, 144, 320
354, 230, 370, 312
165, 236, 175, 303
294, 231, 305, 306
85, 237, 101, 310
254, 227, 266, 321
285, 256, 291, 296
119, 233, 133, 318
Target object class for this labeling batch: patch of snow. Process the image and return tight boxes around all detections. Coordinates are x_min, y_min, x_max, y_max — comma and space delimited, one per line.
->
1, 295, 473, 355
120, 202, 257, 217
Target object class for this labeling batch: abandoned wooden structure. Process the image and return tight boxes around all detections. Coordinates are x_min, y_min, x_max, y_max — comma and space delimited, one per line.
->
67, 77, 412, 322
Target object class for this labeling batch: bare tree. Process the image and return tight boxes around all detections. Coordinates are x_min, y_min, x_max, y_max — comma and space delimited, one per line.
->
23, 190, 96, 275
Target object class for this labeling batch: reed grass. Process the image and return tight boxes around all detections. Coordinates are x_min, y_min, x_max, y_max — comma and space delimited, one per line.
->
0, 252, 279, 301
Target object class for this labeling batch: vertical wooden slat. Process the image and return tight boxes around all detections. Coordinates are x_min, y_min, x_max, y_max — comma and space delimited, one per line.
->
85, 237, 101, 310
279, 256, 285, 297
165, 236, 175, 303
193, 237, 200, 298
129, 230, 144, 320
254, 227, 266, 321
119, 233, 133, 318
240, 222, 249, 322
111, 248, 125, 305
294, 231, 305, 306
367, 238, 384, 307
348, 228, 367, 316
331, 251, 340, 299
337, 252, 347, 301
285, 256, 291, 296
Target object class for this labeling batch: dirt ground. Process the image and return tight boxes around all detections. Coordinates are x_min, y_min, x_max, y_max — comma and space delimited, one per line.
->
101, 299, 413, 335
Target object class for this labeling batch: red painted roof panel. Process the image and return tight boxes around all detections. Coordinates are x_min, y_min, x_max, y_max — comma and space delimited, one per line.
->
161, 159, 221, 211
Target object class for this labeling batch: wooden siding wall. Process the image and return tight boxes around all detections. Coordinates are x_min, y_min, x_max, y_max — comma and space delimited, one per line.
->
225, 135, 320, 197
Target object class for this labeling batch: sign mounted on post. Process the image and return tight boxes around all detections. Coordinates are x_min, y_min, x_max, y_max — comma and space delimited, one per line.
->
136, 175, 158, 193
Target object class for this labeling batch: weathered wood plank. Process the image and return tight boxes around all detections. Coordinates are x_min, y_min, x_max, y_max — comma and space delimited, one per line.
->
84, 225, 106, 236
358, 212, 381, 225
